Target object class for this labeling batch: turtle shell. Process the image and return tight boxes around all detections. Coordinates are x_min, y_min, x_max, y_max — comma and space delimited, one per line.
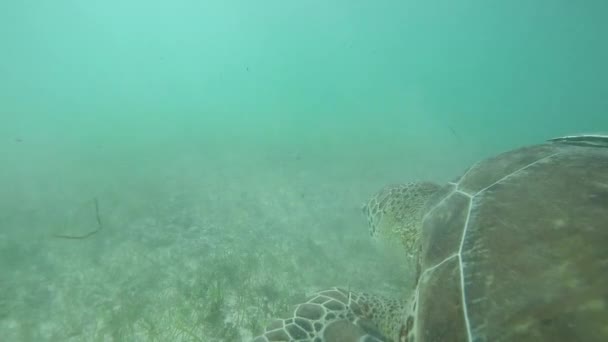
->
409, 135, 608, 342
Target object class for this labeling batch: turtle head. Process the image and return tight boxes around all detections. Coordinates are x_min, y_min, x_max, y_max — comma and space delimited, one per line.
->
362, 182, 441, 257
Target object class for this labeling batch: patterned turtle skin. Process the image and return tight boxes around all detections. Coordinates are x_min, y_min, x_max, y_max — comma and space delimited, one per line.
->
362, 182, 441, 258
252, 135, 608, 342
251, 288, 401, 342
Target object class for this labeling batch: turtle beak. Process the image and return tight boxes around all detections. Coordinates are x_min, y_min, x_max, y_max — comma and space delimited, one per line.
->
360, 203, 368, 215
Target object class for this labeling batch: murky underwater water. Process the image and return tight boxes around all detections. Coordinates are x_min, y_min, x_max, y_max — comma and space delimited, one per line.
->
1, 1, 607, 341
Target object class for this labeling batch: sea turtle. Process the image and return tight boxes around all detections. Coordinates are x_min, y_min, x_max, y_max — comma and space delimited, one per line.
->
252, 134, 608, 342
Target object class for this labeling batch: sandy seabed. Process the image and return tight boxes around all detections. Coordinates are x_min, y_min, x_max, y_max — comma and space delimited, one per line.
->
0, 145, 467, 341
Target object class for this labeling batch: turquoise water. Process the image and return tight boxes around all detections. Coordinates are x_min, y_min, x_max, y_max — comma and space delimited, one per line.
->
1, 1, 607, 341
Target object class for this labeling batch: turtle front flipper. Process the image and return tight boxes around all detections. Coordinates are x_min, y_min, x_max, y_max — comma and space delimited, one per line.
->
252, 287, 406, 342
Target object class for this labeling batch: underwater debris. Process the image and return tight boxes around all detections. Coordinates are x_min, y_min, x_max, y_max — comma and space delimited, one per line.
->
448, 125, 461, 142
53, 198, 103, 240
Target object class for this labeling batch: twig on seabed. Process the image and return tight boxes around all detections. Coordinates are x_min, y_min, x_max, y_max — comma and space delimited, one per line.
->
53, 198, 102, 240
